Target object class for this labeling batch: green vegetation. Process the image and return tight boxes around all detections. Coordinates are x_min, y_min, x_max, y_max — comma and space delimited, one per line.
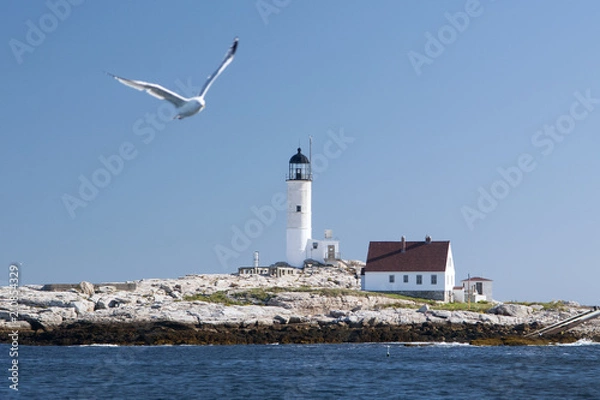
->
182, 287, 410, 306
183, 287, 496, 312
429, 301, 493, 313
235, 286, 384, 299
230, 288, 276, 304
183, 291, 246, 306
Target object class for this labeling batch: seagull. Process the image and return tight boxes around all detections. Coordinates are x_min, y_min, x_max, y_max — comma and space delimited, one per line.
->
107, 37, 238, 119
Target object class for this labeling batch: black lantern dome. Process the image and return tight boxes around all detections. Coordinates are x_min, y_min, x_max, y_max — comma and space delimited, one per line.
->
287, 148, 312, 181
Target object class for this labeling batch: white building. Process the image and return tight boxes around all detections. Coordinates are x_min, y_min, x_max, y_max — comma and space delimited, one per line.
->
238, 251, 298, 277
361, 236, 455, 302
306, 229, 341, 264
459, 277, 493, 303
286, 147, 340, 267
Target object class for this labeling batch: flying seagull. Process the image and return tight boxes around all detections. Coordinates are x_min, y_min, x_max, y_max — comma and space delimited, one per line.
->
107, 37, 238, 119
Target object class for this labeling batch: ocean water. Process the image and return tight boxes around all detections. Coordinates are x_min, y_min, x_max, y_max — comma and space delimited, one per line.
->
1, 341, 599, 399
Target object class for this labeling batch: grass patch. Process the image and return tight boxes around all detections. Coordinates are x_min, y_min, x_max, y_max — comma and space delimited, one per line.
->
237, 286, 380, 298
182, 287, 494, 312
230, 288, 276, 304
183, 291, 247, 306
431, 302, 493, 313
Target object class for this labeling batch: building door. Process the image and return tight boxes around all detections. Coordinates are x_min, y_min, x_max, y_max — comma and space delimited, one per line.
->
327, 245, 336, 260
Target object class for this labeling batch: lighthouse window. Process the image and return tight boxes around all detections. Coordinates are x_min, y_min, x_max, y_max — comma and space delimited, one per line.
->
296, 205, 302, 212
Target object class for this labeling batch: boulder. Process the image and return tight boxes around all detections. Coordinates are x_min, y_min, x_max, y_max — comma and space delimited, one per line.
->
22, 309, 64, 329
97, 286, 116, 294
288, 315, 307, 324
79, 281, 95, 297
488, 304, 532, 318
273, 315, 289, 324
95, 297, 126, 310
71, 300, 95, 315
417, 304, 429, 313
19, 292, 81, 309
431, 310, 451, 319
329, 310, 347, 318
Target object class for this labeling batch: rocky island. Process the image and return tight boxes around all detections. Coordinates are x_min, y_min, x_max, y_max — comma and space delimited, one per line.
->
1, 262, 599, 346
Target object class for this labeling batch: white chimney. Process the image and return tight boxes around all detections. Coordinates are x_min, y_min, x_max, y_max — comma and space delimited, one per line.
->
253, 251, 259, 268
425, 235, 432, 244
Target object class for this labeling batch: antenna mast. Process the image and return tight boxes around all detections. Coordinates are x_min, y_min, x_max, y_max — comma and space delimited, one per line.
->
309, 136, 313, 179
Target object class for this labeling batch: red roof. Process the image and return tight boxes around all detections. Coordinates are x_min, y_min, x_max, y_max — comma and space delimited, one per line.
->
365, 241, 450, 272
461, 277, 492, 282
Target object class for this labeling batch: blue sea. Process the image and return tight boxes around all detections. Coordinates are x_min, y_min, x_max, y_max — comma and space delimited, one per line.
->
1, 341, 599, 399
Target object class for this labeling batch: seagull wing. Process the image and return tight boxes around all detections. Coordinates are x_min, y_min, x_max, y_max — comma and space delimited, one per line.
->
198, 37, 238, 98
107, 73, 188, 107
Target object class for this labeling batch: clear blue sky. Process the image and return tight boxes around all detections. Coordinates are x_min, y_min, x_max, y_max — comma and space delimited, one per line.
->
2, 1, 600, 305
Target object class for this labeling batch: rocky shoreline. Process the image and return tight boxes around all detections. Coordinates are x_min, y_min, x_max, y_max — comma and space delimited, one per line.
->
1, 263, 598, 346
3, 321, 584, 346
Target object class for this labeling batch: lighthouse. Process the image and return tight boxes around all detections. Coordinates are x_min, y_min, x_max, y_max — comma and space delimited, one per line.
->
286, 148, 312, 267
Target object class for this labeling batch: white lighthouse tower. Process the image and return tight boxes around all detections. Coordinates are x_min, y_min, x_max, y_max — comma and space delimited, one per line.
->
286, 148, 312, 267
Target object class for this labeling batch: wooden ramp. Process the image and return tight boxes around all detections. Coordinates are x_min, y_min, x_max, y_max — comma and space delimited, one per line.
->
526, 307, 600, 337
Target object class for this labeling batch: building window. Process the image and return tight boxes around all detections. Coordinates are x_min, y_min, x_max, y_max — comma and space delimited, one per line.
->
431, 274, 437, 285
416, 275, 422, 285
476, 282, 483, 295
389, 275, 395, 283
296, 205, 302, 212
312, 242, 318, 249
403, 275, 408, 283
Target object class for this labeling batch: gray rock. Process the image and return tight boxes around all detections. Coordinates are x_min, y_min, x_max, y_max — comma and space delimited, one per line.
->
160, 284, 177, 297
488, 304, 532, 318
431, 310, 451, 319
71, 300, 95, 315
329, 309, 347, 318
478, 313, 499, 324
97, 286, 116, 294
79, 281, 95, 297
273, 315, 289, 324
24, 309, 64, 328
108, 299, 121, 308
19, 292, 81, 309
417, 304, 429, 313
95, 297, 125, 310
288, 315, 307, 324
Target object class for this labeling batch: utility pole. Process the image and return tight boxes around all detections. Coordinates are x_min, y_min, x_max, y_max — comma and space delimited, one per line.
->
467, 273, 471, 310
